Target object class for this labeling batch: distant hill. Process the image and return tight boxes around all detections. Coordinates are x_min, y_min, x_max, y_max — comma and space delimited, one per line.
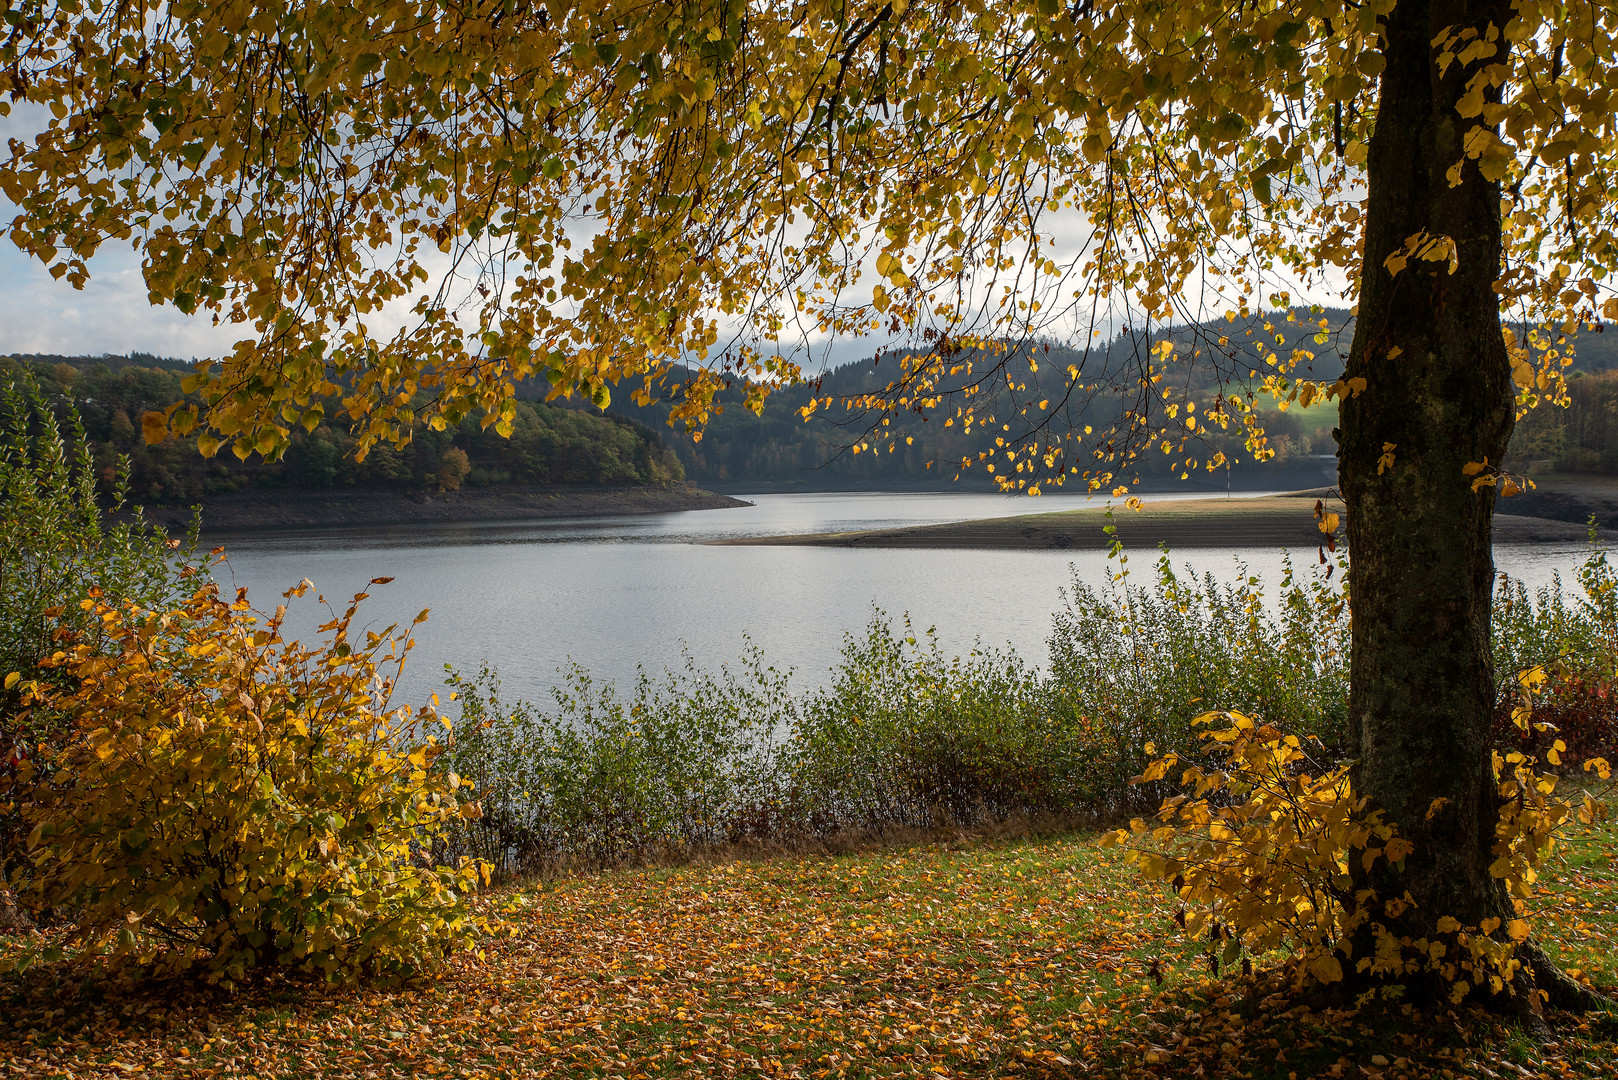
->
12, 305, 1610, 510
1511, 368, 1618, 474
1549, 323, 1618, 372
9, 351, 196, 374
601, 307, 1618, 490
603, 310, 1355, 491
2, 355, 688, 509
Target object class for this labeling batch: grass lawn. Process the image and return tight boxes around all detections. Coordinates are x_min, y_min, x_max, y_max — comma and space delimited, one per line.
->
3, 826, 1616, 1080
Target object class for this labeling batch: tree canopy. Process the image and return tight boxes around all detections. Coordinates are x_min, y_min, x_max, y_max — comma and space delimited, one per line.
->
2, 0, 1608, 471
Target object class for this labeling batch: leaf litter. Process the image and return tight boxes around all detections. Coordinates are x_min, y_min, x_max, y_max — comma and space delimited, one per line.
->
4, 828, 1617, 1079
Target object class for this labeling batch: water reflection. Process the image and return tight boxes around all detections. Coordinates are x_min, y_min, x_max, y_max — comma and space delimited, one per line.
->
210, 489, 1270, 550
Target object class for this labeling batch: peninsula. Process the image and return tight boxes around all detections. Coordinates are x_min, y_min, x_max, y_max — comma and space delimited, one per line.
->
711, 488, 1607, 550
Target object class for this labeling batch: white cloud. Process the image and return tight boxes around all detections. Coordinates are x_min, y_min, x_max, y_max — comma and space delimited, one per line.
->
0, 240, 244, 360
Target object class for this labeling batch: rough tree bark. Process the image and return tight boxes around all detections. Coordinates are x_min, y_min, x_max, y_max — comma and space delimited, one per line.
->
1339, 0, 1602, 1014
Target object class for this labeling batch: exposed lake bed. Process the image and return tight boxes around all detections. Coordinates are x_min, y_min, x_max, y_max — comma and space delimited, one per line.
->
138, 482, 750, 532
716, 487, 1610, 550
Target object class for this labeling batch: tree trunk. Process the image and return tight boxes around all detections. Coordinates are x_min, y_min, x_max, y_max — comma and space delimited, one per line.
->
1338, 0, 1537, 1005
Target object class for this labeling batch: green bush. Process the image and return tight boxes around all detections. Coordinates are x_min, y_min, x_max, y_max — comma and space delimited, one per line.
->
1491, 529, 1618, 766
785, 618, 1085, 830
439, 608, 1188, 877
440, 543, 1610, 878
441, 645, 795, 876
0, 376, 196, 714
1492, 530, 1618, 682
1045, 549, 1352, 814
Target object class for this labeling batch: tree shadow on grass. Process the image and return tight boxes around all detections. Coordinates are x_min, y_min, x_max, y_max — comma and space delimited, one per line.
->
1051, 968, 1618, 1080
0, 950, 415, 1050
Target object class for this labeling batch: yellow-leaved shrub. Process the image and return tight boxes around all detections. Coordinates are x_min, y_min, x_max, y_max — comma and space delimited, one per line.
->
1105, 706, 1612, 1000
4, 577, 486, 984
1102, 712, 1395, 986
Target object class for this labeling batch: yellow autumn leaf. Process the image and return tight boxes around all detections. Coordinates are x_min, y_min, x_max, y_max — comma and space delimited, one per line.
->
1306, 952, 1344, 984
141, 411, 169, 445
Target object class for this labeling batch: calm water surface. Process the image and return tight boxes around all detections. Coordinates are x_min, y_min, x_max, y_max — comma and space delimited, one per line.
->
214, 491, 1597, 707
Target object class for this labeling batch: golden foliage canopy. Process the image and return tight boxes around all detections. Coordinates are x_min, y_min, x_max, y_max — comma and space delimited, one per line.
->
2, 0, 1615, 476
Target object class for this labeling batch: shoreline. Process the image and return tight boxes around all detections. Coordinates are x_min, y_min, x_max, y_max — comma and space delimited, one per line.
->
711, 488, 1609, 551
123, 473, 1618, 544
131, 484, 751, 534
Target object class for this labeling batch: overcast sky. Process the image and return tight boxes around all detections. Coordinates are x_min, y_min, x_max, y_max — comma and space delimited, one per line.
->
0, 234, 905, 373
0, 100, 1116, 370
0, 109, 1333, 373
1, 214, 1346, 375
0, 237, 247, 360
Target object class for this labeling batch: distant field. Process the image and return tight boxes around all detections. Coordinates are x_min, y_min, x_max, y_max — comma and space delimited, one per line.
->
1277, 396, 1340, 441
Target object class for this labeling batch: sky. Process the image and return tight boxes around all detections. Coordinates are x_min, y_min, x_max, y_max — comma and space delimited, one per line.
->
0, 104, 1132, 369
0, 239, 245, 360
0, 209, 1342, 374
0, 185, 902, 370
0, 235, 905, 372
0, 87, 875, 368
0, 99, 239, 360
0, 104, 1332, 372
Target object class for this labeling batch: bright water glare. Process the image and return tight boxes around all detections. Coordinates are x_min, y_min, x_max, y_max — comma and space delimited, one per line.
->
213, 491, 1599, 708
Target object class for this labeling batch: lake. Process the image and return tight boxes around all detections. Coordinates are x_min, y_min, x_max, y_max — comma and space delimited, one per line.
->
215, 490, 1598, 708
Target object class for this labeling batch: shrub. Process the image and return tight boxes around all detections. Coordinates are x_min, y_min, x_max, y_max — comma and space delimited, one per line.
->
439, 542, 1614, 880
0, 375, 196, 715
440, 646, 796, 877
1106, 709, 1612, 1000
785, 618, 1087, 830
441, 613, 1150, 878
0, 375, 198, 892
5, 581, 485, 984
439, 618, 1074, 878
1045, 550, 1351, 814
1491, 531, 1618, 768
1102, 711, 1393, 986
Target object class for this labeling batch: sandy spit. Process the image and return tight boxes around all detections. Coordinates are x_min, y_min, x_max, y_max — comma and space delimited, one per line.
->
710, 489, 1605, 551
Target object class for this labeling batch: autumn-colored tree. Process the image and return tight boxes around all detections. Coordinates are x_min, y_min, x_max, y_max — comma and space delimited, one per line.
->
434, 444, 471, 491
4, 0, 1616, 1010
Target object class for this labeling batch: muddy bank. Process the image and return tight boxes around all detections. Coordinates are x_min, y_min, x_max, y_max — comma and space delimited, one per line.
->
712, 489, 1606, 551
1508, 473, 1618, 531
135, 484, 750, 533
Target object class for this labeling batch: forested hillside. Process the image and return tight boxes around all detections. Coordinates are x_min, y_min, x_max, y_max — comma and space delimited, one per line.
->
609, 309, 1354, 490
13, 306, 1610, 507
2, 355, 685, 505
605, 308, 1618, 489
1510, 369, 1618, 473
